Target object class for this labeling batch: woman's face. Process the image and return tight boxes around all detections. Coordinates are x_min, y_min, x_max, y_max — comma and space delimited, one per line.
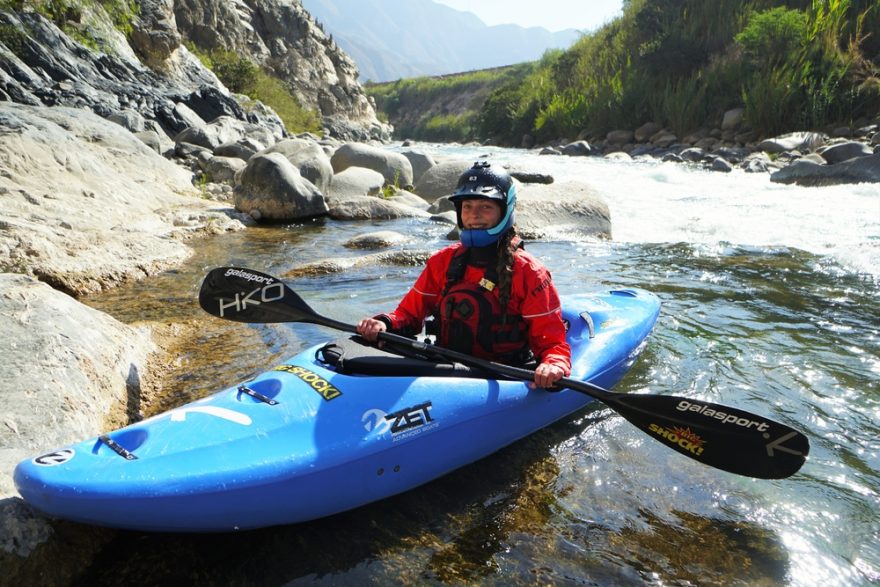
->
460, 199, 502, 229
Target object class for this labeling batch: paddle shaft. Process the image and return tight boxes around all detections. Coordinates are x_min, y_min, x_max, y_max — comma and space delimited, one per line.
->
198, 266, 810, 479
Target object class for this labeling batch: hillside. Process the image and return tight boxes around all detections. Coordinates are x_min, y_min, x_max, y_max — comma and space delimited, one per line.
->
299, 0, 580, 82
369, 1, 880, 147
367, 64, 533, 142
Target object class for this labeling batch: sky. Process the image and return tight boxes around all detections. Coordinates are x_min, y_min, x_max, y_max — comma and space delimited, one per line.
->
431, 0, 624, 33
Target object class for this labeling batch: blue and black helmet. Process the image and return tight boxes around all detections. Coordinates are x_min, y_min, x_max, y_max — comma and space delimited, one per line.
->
449, 161, 516, 247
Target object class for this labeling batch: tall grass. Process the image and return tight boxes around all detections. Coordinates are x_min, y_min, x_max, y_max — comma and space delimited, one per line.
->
371, 0, 879, 144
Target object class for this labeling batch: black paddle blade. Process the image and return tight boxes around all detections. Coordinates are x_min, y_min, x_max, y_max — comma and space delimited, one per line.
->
199, 267, 319, 325
601, 393, 809, 479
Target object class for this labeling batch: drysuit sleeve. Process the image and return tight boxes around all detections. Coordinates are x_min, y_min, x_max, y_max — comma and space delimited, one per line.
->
516, 257, 572, 375
374, 247, 453, 336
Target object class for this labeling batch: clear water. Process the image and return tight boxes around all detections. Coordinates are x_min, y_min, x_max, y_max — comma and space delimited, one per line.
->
71, 145, 879, 586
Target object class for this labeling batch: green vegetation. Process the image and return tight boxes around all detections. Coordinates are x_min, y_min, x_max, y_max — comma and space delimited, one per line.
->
368, 0, 880, 144
186, 46, 323, 136
367, 64, 535, 142
0, 0, 140, 48
0, 21, 28, 53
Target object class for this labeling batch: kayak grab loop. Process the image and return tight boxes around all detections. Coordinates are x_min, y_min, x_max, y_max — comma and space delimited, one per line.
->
98, 435, 138, 461
237, 385, 279, 405
579, 312, 595, 339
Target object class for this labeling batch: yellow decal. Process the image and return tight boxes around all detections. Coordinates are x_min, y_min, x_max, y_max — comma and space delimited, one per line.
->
273, 365, 342, 400
648, 423, 705, 456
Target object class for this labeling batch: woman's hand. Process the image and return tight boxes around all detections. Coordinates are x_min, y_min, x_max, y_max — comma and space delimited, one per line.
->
356, 317, 387, 342
533, 362, 565, 389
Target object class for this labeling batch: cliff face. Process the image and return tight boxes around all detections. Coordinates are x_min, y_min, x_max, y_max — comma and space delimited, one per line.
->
0, 0, 389, 141
172, 0, 387, 139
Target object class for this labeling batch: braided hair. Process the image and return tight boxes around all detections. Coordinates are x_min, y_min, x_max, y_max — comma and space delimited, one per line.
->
495, 226, 520, 321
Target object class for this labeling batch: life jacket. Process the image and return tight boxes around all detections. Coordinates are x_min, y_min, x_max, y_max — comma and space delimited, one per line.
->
433, 239, 532, 364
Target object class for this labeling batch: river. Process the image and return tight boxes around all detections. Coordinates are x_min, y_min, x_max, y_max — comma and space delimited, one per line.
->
70, 144, 878, 586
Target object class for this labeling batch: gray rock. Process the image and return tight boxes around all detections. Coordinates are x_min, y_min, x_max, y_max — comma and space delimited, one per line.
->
401, 150, 436, 185
214, 138, 266, 161
234, 153, 329, 221
283, 250, 432, 278
130, 0, 183, 65
344, 231, 408, 249
107, 109, 146, 133
650, 130, 678, 148
0, 273, 156, 554
430, 210, 458, 226
818, 141, 873, 164
427, 195, 456, 215
329, 167, 385, 200
413, 160, 471, 202
743, 158, 770, 173
510, 170, 554, 184
710, 157, 733, 173
327, 196, 431, 221
135, 129, 164, 153
770, 152, 880, 186
606, 130, 634, 145
262, 138, 333, 194
330, 143, 414, 188
757, 132, 827, 154
679, 147, 707, 163
0, 103, 244, 295
561, 141, 593, 157
205, 156, 247, 183
515, 182, 612, 239
722, 107, 745, 131
387, 189, 430, 210
635, 122, 663, 143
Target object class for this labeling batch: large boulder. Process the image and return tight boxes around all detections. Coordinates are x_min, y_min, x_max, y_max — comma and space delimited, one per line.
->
330, 143, 414, 188
234, 153, 329, 221
412, 159, 471, 202
262, 138, 334, 194
757, 132, 827, 154
0, 273, 155, 555
817, 141, 874, 164
401, 150, 436, 185
328, 167, 385, 201
515, 181, 612, 239
770, 152, 880, 186
328, 197, 432, 221
0, 103, 244, 296
174, 115, 280, 152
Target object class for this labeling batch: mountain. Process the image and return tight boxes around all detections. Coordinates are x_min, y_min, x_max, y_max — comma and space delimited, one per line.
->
299, 0, 581, 82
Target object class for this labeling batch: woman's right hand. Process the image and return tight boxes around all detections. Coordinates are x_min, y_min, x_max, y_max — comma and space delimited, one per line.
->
356, 317, 387, 342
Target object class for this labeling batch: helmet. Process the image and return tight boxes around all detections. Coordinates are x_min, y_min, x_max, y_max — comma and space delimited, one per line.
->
449, 161, 516, 247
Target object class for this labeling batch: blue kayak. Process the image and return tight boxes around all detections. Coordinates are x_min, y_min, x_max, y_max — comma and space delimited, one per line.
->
14, 288, 660, 532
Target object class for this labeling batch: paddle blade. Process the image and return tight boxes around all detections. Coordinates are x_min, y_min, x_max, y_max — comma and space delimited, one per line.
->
199, 267, 318, 324
600, 393, 809, 479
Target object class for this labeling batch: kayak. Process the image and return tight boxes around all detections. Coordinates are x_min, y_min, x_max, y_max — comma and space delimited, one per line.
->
14, 288, 660, 532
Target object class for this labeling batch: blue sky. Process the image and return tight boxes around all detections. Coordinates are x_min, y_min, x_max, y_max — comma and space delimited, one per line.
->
431, 0, 624, 33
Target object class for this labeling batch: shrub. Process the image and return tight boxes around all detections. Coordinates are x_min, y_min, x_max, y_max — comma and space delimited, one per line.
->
735, 7, 809, 67
187, 45, 322, 135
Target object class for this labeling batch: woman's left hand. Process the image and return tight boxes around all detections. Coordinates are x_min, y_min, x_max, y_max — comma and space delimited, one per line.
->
533, 362, 565, 389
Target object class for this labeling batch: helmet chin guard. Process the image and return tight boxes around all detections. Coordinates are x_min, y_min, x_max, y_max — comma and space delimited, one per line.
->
450, 162, 516, 247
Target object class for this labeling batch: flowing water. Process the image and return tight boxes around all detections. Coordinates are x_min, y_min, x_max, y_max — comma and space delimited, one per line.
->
68, 145, 878, 586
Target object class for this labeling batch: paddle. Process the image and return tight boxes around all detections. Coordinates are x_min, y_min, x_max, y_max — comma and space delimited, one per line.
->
199, 266, 810, 480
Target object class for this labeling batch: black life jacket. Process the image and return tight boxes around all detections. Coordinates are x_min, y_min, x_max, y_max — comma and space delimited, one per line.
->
433, 240, 532, 364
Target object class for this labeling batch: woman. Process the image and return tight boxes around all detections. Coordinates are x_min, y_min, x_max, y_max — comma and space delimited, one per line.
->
357, 161, 571, 388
